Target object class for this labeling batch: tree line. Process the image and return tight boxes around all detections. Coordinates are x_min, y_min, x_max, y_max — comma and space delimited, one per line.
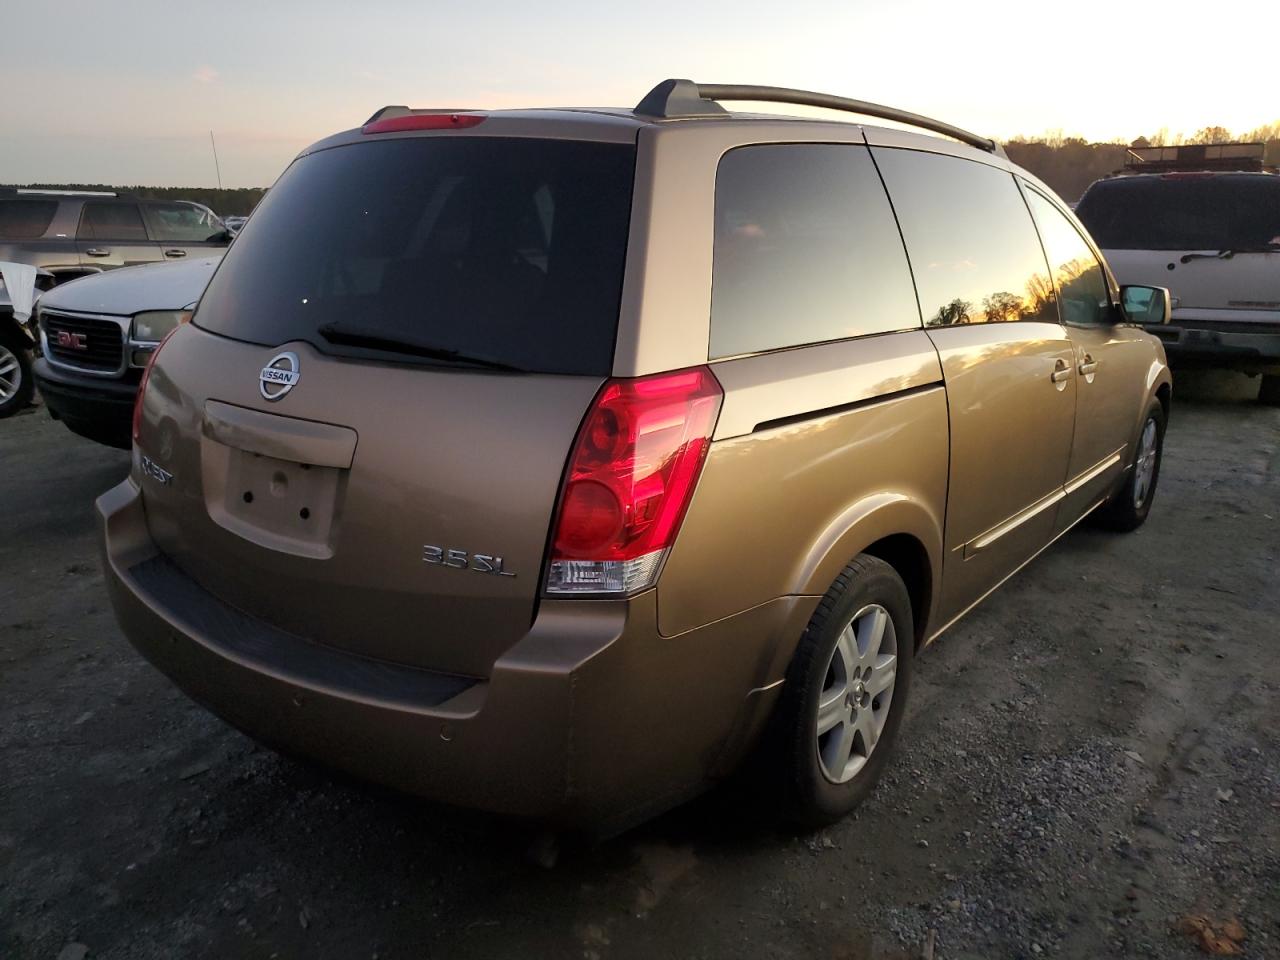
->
8, 120, 1279, 212
1004, 123, 1280, 202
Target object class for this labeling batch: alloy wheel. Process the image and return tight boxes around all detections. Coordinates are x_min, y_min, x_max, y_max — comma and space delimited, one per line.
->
0, 344, 22, 403
816, 603, 898, 783
1133, 417, 1159, 509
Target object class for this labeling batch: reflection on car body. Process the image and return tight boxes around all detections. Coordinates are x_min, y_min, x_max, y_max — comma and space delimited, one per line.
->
101, 81, 1173, 833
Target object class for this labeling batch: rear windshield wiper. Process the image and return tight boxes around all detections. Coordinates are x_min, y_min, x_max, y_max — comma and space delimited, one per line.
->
1180, 242, 1280, 263
1180, 249, 1236, 263
316, 323, 525, 372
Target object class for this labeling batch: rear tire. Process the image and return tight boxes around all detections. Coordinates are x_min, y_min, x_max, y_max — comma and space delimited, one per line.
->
0, 326, 34, 419
772, 555, 914, 828
1259, 374, 1280, 406
1097, 398, 1165, 532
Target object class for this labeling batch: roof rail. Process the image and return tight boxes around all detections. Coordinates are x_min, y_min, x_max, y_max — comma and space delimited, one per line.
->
10, 188, 118, 197
634, 79, 1001, 155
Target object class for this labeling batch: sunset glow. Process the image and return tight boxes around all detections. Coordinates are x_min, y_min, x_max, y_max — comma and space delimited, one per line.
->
2, 0, 1275, 187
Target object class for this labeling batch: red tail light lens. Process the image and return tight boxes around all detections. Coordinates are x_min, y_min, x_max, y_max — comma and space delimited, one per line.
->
131, 326, 179, 446
362, 113, 486, 135
546, 367, 723, 595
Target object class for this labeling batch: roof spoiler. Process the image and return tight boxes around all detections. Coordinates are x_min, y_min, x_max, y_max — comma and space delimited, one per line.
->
634, 79, 1003, 156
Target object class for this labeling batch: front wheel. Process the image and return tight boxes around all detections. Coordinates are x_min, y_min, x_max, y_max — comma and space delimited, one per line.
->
1097, 398, 1165, 532
0, 327, 34, 418
772, 555, 914, 827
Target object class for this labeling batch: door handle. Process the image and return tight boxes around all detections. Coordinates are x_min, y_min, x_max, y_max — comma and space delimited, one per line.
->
163, 248, 187, 258
85, 248, 110, 257
1078, 356, 1098, 376
1051, 359, 1072, 384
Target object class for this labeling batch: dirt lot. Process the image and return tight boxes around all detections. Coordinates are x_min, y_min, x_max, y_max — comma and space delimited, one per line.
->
2, 371, 1277, 960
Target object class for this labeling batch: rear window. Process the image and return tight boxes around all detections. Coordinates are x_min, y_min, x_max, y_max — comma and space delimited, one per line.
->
0, 199, 57, 238
195, 137, 636, 376
1076, 175, 1280, 251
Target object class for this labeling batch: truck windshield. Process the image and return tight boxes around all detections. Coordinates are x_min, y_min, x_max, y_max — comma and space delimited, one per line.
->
1076, 174, 1280, 251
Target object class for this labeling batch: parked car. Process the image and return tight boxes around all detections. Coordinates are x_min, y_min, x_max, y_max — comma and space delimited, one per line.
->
222, 215, 248, 235
0, 263, 55, 417
35, 256, 220, 447
1075, 143, 1280, 404
100, 81, 1172, 833
0, 188, 231, 285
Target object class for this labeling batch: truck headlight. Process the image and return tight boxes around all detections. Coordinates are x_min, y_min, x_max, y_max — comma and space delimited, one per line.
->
132, 310, 191, 344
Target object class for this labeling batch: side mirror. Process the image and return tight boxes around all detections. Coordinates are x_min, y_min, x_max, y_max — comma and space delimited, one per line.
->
1119, 284, 1171, 325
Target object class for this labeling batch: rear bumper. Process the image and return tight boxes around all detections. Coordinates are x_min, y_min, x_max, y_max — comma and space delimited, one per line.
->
1144, 321, 1280, 369
98, 478, 812, 831
34, 358, 136, 447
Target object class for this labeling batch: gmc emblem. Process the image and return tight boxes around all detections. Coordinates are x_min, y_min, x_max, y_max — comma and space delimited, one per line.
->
56, 330, 88, 351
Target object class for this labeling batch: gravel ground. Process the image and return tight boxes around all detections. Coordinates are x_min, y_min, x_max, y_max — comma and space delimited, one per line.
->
2, 370, 1277, 960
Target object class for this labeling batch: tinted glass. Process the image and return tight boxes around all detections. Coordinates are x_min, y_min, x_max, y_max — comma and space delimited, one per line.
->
1024, 188, 1110, 326
709, 144, 920, 358
1076, 175, 1280, 251
78, 203, 148, 241
0, 199, 57, 238
195, 137, 636, 376
874, 149, 1055, 326
146, 202, 226, 243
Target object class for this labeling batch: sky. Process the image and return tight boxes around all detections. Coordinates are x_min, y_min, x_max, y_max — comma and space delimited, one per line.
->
2, 0, 1276, 188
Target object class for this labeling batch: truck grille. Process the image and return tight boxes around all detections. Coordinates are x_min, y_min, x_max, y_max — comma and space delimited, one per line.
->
43, 311, 124, 372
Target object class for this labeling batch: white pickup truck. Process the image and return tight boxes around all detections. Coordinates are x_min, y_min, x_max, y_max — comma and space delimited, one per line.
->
33, 255, 220, 446
0, 264, 55, 417
1075, 144, 1280, 404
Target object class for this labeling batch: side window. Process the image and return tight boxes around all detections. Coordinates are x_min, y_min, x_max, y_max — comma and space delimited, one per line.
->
145, 202, 225, 243
1023, 188, 1111, 327
0, 199, 58, 238
78, 202, 148, 241
873, 149, 1055, 327
710, 143, 920, 359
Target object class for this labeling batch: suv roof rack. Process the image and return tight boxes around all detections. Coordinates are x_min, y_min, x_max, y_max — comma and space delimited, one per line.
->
3, 187, 118, 197
1123, 142, 1268, 174
634, 79, 1001, 155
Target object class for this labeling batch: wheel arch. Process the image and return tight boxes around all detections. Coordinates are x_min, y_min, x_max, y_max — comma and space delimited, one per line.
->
794, 493, 943, 649
861, 533, 933, 651
1155, 380, 1171, 421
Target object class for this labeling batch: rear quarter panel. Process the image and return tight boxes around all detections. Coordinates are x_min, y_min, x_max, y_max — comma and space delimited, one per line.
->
657, 331, 948, 673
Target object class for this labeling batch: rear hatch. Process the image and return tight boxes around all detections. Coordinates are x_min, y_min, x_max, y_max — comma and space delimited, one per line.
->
1076, 174, 1280, 323
135, 130, 636, 677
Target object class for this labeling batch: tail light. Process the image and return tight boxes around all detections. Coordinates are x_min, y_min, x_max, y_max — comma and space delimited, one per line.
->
545, 367, 723, 596
131, 325, 180, 445
362, 113, 486, 135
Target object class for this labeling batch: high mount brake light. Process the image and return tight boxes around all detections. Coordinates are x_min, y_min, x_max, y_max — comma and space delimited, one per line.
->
131, 325, 181, 445
545, 367, 723, 596
362, 114, 487, 135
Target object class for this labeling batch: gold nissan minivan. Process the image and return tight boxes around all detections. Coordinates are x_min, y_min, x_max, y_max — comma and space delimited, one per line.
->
100, 81, 1173, 832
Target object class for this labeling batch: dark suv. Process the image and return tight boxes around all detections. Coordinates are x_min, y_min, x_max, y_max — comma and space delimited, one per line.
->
0, 189, 231, 283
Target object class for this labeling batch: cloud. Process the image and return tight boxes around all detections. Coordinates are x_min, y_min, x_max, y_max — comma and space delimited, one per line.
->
192, 65, 219, 85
